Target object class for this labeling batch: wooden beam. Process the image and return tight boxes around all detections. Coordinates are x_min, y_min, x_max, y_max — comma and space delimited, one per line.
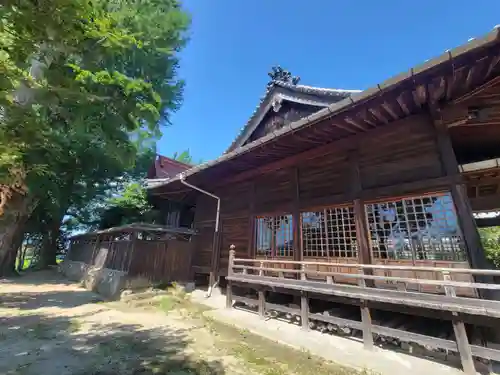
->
431, 109, 492, 282
300, 175, 460, 212
381, 102, 398, 119
344, 117, 369, 131
354, 200, 371, 265
331, 121, 358, 134
453, 74, 500, 104
291, 167, 302, 263
247, 182, 256, 258
470, 195, 500, 212
368, 108, 389, 124
396, 93, 411, 116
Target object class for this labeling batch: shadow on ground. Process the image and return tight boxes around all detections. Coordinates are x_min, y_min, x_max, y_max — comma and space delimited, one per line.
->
0, 311, 227, 375
0, 290, 103, 310
0, 269, 76, 287
0, 271, 227, 375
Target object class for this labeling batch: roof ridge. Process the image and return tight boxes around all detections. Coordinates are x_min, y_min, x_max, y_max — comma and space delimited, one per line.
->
275, 81, 361, 93
157, 154, 192, 168
225, 81, 358, 153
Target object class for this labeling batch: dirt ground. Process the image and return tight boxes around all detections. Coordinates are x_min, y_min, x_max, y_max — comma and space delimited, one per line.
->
0, 270, 365, 375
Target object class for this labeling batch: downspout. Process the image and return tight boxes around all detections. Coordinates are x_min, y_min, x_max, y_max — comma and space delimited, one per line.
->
179, 175, 221, 298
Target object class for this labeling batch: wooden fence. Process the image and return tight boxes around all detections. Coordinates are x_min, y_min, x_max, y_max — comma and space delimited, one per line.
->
67, 224, 195, 283
225, 246, 500, 375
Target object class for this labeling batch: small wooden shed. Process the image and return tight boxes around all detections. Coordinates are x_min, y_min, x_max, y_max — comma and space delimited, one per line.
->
65, 223, 196, 284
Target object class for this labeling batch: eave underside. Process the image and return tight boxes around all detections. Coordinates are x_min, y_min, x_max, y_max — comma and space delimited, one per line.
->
150, 35, 500, 197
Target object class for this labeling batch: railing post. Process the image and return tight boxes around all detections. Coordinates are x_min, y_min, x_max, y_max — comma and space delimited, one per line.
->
259, 261, 264, 277
226, 245, 235, 309
443, 271, 475, 375
300, 263, 306, 281
358, 267, 373, 350
258, 289, 266, 318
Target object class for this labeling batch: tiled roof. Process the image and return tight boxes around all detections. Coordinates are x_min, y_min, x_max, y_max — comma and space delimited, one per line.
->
146, 27, 500, 192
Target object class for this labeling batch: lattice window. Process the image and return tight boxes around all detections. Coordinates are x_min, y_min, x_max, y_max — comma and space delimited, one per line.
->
301, 206, 358, 258
255, 214, 293, 257
365, 193, 466, 261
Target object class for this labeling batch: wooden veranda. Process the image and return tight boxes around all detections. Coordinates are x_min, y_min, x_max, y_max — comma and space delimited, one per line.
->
225, 247, 500, 374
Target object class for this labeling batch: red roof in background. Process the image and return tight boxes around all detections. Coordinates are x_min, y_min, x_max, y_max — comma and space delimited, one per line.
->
147, 155, 191, 179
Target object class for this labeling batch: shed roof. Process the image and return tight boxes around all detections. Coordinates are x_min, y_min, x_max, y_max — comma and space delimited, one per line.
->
147, 155, 192, 179
147, 27, 500, 194
71, 223, 197, 239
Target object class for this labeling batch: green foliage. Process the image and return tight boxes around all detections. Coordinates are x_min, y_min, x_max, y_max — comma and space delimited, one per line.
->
97, 182, 161, 229
172, 149, 203, 165
0, 0, 190, 268
479, 226, 500, 268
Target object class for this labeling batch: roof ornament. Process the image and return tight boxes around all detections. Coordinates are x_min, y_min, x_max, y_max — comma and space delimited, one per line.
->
271, 97, 283, 112
267, 66, 300, 87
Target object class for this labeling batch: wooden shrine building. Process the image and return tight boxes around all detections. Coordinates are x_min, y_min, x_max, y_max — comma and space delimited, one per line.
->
148, 29, 500, 285
146, 29, 500, 372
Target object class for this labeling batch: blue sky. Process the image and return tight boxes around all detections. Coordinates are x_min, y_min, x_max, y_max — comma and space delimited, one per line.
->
157, 0, 500, 162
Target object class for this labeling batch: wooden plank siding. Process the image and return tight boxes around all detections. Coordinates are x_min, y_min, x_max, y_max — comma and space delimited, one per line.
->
190, 113, 484, 283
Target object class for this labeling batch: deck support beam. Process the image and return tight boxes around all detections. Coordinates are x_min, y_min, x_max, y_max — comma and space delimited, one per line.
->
258, 289, 266, 318
443, 271, 476, 374
226, 280, 233, 308
226, 246, 235, 309
360, 301, 374, 350
301, 291, 309, 331
358, 267, 374, 350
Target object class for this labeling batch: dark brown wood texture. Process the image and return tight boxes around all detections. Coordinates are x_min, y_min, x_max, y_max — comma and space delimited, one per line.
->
226, 257, 500, 373
67, 238, 97, 264
358, 116, 442, 189
127, 239, 192, 282
220, 216, 249, 272
191, 222, 215, 272
247, 101, 322, 144
189, 113, 484, 282
67, 230, 193, 283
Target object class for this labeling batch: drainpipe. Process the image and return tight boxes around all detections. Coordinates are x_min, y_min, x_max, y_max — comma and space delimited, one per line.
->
179, 175, 221, 298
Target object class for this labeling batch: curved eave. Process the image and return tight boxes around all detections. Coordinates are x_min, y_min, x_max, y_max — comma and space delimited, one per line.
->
149, 28, 500, 196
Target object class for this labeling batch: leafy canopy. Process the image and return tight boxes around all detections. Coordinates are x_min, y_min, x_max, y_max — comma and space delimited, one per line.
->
0, 0, 190, 265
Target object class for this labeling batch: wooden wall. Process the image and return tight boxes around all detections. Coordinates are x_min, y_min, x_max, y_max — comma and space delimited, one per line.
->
190, 113, 478, 277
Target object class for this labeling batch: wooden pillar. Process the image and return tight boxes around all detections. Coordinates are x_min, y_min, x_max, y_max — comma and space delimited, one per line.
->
247, 182, 256, 258
226, 245, 235, 309
358, 268, 374, 350
291, 168, 302, 279
300, 291, 309, 331
431, 110, 491, 273
258, 289, 266, 318
354, 200, 371, 266
443, 272, 476, 374
350, 148, 374, 285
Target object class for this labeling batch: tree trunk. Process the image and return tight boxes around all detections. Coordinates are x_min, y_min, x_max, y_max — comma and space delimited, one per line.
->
38, 219, 62, 268
0, 195, 33, 277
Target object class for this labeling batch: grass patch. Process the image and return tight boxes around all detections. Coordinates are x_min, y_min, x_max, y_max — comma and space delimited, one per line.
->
205, 319, 368, 375
68, 319, 82, 333
27, 322, 57, 340
158, 295, 178, 313
153, 296, 370, 375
